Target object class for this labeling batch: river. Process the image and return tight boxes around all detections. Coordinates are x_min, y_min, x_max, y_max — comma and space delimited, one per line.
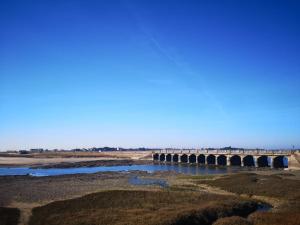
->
0, 163, 242, 176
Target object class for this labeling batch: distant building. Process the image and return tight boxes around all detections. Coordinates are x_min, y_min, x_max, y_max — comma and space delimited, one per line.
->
6, 150, 18, 153
30, 148, 44, 153
72, 148, 83, 152
19, 150, 29, 154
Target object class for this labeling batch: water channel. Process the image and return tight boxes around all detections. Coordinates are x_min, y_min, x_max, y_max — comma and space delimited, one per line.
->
0, 163, 243, 176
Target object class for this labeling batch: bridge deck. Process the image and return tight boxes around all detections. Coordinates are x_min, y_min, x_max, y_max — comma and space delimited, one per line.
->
153, 150, 294, 156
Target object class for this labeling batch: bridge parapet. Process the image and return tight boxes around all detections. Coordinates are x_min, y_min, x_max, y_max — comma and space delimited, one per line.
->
153, 149, 294, 156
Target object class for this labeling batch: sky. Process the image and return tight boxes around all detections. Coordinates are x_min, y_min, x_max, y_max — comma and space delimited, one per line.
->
0, 0, 300, 150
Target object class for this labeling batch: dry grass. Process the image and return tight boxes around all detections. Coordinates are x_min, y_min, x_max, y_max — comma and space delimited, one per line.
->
197, 173, 300, 200
213, 214, 300, 225
249, 211, 300, 225
0, 172, 140, 206
199, 173, 300, 207
0, 207, 20, 225
192, 172, 300, 225
28, 190, 257, 225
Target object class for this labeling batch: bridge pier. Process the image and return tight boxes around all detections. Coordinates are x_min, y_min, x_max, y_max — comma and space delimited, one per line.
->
269, 156, 273, 168
253, 156, 258, 167
226, 157, 231, 166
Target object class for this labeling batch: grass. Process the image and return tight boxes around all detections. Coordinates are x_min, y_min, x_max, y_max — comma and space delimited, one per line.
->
213, 216, 252, 225
212, 212, 300, 225
166, 184, 199, 192
196, 173, 300, 200
192, 173, 300, 225
0, 207, 20, 225
177, 174, 217, 180
7, 172, 300, 225
249, 211, 300, 225
28, 190, 257, 225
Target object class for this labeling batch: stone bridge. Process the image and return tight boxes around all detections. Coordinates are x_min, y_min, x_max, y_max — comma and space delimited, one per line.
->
152, 149, 300, 169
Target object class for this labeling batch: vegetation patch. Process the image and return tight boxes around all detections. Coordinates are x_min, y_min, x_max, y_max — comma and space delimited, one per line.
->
177, 174, 217, 180
196, 173, 300, 200
28, 190, 257, 225
0, 207, 20, 225
249, 211, 300, 225
213, 216, 252, 225
192, 173, 300, 225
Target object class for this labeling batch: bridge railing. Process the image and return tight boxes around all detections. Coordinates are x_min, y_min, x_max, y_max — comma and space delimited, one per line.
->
152, 149, 295, 155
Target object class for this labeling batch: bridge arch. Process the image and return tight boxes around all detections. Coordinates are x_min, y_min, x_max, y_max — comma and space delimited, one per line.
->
197, 154, 205, 164
166, 154, 172, 162
257, 155, 269, 167
181, 154, 188, 163
230, 155, 241, 166
159, 154, 165, 161
153, 153, 159, 161
243, 155, 255, 167
273, 156, 287, 168
189, 154, 196, 163
217, 155, 227, 166
173, 154, 179, 162
207, 154, 216, 165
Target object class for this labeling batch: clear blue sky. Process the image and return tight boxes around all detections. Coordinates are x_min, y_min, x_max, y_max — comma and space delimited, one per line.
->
1, 0, 300, 150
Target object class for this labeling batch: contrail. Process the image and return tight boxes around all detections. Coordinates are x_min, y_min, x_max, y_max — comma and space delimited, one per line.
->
122, 0, 228, 119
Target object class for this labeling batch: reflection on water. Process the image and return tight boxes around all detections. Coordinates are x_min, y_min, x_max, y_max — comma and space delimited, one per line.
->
0, 162, 240, 177
256, 202, 272, 212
